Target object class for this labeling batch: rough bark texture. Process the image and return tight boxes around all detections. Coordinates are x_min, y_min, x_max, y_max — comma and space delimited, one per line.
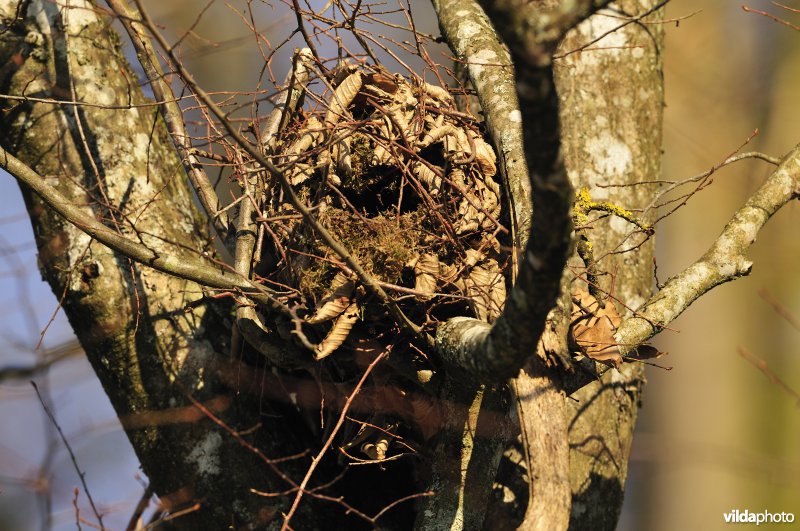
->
555, 2, 664, 528
0, 1, 317, 528
427, 1, 665, 530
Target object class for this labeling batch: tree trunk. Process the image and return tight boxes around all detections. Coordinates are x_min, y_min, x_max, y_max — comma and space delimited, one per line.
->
0, 1, 321, 528
556, 3, 664, 528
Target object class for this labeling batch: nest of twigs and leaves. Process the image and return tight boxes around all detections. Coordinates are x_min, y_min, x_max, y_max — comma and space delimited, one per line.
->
233, 56, 510, 460
254, 61, 507, 357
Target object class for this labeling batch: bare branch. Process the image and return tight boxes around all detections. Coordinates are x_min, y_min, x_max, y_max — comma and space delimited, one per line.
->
555, 0, 671, 59
759, 287, 800, 331
616, 145, 800, 351
106, 0, 230, 238
0, 340, 81, 382
32, 381, 106, 530
0, 147, 286, 310
281, 349, 389, 530
739, 346, 800, 406
478, 0, 614, 65
432, 0, 530, 255
433, 0, 575, 381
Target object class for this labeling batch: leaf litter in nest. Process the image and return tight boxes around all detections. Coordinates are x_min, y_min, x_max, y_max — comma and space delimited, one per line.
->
257, 65, 508, 360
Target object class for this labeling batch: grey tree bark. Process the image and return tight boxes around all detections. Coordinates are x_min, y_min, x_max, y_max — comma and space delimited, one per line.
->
3, 0, 795, 530
0, 1, 321, 528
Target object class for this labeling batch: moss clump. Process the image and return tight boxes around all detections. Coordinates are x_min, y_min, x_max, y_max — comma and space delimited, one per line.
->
291, 206, 425, 301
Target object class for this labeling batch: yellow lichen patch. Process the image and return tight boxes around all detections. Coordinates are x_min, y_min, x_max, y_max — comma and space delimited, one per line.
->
573, 186, 652, 233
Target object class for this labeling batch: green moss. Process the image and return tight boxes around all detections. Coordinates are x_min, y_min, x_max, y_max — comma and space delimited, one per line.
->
296, 208, 424, 299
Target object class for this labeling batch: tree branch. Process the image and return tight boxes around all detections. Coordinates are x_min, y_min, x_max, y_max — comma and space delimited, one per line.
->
434, 0, 580, 382
105, 0, 230, 239
478, 0, 614, 65
616, 145, 800, 351
432, 0, 530, 255
430, 3, 585, 529
0, 147, 285, 310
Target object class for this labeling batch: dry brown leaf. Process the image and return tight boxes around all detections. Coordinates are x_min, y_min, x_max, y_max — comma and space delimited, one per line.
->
371, 119, 395, 165
419, 124, 458, 148
412, 161, 442, 194
437, 262, 459, 285
627, 344, 667, 360
361, 436, 391, 460
286, 117, 323, 155
315, 301, 359, 360
306, 273, 355, 324
442, 127, 468, 159
464, 248, 483, 268
364, 71, 398, 94
420, 82, 453, 103
414, 253, 439, 300
570, 289, 622, 367
470, 131, 497, 177
325, 72, 363, 125
452, 169, 501, 235
466, 258, 505, 321
287, 162, 314, 186
336, 135, 352, 177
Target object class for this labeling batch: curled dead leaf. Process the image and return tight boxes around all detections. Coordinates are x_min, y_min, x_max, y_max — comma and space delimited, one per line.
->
325, 72, 363, 125
412, 161, 442, 193
361, 436, 391, 460
287, 162, 314, 186
306, 272, 355, 324
419, 124, 458, 149
315, 301, 359, 360
470, 132, 497, 177
420, 82, 453, 103
570, 289, 622, 367
414, 253, 439, 300
466, 258, 505, 321
452, 168, 501, 235
336, 134, 352, 177
627, 344, 667, 361
287, 117, 323, 154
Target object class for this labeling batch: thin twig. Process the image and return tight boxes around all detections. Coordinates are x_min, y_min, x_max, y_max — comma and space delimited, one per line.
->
758, 288, 800, 331
0, 146, 287, 311
281, 349, 389, 530
742, 4, 800, 31
106, 0, 230, 238
739, 347, 800, 406
555, 0, 672, 59
31, 381, 106, 530
126, 484, 155, 531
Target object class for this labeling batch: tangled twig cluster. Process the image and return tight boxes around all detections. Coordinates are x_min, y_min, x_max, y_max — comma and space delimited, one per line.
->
248, 53, 508, 368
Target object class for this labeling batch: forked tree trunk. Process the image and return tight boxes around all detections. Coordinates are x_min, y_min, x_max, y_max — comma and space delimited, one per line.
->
0, 0, 664, 529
